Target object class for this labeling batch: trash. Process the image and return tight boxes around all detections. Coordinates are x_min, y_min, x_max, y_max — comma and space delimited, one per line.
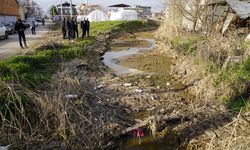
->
94, 84, 104, 90
135, 89, 143, 93
157, 86, 161, 89
166, 82, 171, 87
0, 145, 11, 150
246, 33, 250, 41
133, 128, 145, 144
124, 83, 132, 87
65, 94, 78, 99
145, 75, 151, 79
159, 108, 166, 114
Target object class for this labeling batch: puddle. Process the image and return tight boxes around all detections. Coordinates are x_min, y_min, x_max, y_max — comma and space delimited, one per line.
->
103, 38, 156, 75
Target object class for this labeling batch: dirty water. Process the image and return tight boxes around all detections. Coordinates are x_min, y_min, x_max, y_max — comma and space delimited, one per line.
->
103, 38, 156, 75
103, 31, 181, 149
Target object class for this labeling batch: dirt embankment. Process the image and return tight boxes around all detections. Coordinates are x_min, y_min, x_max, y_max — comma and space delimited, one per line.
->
153, 21, 250, 149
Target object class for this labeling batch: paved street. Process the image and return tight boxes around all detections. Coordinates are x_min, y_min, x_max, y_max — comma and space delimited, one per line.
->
0, 21, 54, 59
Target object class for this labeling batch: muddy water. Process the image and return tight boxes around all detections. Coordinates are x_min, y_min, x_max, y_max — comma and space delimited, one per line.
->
103, 34, 156, 75
103, 31, 179, 149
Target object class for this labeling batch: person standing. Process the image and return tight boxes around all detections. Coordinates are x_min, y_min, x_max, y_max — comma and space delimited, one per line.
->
74, 18, 79, 38
30, 20, 36, 35
62, 18, 67, 39
42, 18, 45, 26
86, 18, 90, 36
80, 19, 86, 38
70, 18, 75, 39
15, 19, 28, 49
66, 17, 72, 39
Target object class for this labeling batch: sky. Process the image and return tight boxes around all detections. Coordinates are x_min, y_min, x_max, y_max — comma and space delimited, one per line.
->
35, 0, 166, 13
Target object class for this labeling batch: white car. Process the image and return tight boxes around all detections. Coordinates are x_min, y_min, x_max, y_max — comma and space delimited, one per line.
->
0, 23, 8, 39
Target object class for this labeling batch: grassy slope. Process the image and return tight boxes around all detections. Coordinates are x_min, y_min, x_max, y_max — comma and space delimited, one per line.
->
0, 20, 154, 125
169, 32, 250, 112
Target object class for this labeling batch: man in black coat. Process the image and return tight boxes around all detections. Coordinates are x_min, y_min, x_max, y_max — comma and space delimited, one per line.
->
80, 19, 86, 38
85, 18, 90, 36
74, 18, 79, 38
66, 17, 72, 39
62, 18, 67, 39
15, 19, 28, 48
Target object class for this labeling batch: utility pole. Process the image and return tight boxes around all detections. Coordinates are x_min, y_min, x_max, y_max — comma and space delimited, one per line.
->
70, 0, 73, 18
60, 0, 63, 19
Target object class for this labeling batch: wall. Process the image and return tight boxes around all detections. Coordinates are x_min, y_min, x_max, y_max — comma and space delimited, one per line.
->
0, 0, 20, 21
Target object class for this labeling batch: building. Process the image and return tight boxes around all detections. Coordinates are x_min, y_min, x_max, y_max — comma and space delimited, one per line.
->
207, 0, 250, 33
108, 4, 131, 13
56, 1, 77, 17
0, 0, 20, 22
134, 5, 152, 19
78, 4, 102, 15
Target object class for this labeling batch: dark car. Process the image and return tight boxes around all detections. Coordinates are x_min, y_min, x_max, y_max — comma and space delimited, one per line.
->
22, 20, 30, 29
35, 17, 42, 22
1, 22, 16, 34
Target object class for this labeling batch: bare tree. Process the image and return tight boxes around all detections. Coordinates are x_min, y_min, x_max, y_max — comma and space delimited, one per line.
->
167, 0, 209, 31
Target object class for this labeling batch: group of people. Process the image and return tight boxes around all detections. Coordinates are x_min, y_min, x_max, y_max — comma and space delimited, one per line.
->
61, 17, 90, 39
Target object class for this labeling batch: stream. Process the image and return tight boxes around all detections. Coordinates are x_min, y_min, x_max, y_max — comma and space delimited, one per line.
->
103, 36, 156, 75
102, 31, 180, 149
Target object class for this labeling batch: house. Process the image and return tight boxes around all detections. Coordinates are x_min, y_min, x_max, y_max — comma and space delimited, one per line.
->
78, 4, 102, 15
125, 5, 152, 19
0, 0, 20, 22
134, 5, 152, 19
108, 3, 131, 14
56, 1, 77, 17
207, 0, 250, 33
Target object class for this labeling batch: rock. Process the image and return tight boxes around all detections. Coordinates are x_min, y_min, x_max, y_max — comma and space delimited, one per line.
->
65, 94, 78, 99
145, 75, 151, 79
157, 86, 161, 89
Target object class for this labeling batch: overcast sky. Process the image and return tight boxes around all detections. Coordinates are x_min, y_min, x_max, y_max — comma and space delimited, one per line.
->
35, 0, 166, 13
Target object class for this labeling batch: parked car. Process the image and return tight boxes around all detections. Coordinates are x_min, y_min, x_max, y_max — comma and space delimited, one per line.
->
26, 18, 38, 27
0, 23, 8, 39
35, 17, 42, 22
22, 20, 30, 29
0, 22, 15, 34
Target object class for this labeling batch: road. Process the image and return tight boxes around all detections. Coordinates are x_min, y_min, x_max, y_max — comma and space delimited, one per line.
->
0, 21, 55, 60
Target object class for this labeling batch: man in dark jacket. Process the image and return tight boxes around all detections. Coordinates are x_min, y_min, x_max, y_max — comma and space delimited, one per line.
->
70, 18, 75, 39
85, 18, 90, 36
80, 19, 86, 38
62, 18, 67, 39
74, 18, 79, 38
66, 17, 72, 39
15, 19, 28, 48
